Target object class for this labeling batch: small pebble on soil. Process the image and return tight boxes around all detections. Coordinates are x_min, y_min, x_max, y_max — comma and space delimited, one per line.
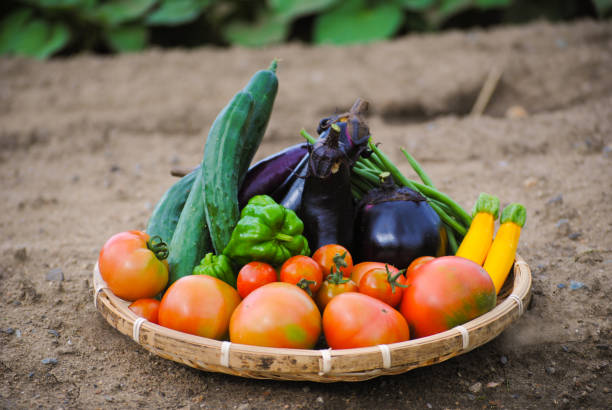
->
46, 268, 64, 282
41, 358, 58, 365
469, 382, 482, 393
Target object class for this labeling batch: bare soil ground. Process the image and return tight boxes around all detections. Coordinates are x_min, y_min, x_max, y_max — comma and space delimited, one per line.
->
1, 19, 611, 409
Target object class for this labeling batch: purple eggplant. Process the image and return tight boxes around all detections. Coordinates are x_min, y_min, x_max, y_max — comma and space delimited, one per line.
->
353, 174, 447, 268
298, 124, 354, 251
317, 98, 371, 162
238, 143, 308, 208
277, 154, 308, 211
279, 98, 372, 216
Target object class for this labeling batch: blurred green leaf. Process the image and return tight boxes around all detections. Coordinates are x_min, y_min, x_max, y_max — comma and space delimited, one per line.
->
12, 19, 50, 57
399, 0, 435, 11
105, 25, 148, 51
268, 0, 339, 20
314, 0, 403, 45
35, 22, 71, 58
147, 0, 211, 26
475, 0, 512, 9
0, 9, 33, 54
94, 0, 157, 26
592, 0, 612, 16
223, 11, 289, 47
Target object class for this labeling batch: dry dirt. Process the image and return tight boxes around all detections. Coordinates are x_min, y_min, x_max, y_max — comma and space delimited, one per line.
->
1, 19, 611, 409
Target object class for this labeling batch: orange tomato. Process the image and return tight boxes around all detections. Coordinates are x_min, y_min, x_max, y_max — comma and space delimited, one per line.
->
404, 256, 435, 283
312, 244, 353, 277
358, 266, 407, 307
98, 230, 168, 301
128, 298, 161, 324
315, 271, 358, 311
279, 255, 323, 295
229, 282, 322, 349
323, 292, 409, 349
158, 275, 241, 340
236, 261, 278, 299
400, 256, 496, 338
351, 262, 399, 287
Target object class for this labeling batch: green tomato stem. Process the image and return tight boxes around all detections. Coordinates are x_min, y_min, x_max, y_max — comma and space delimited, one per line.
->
147, 235, 169, 261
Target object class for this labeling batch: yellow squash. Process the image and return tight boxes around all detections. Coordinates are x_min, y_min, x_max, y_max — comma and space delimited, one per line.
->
456, 193, 500, 265
483, 203, 527, 294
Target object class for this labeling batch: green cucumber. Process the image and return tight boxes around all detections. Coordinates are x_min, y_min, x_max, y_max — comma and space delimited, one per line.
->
168, 91, 254, 285
203, 91, 255, 254
146, 169, 197, 245
167, 170, 211, 286
237, 60, 279, 185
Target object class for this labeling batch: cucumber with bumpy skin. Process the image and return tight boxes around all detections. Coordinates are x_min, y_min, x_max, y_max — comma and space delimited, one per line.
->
203, 91, 255, 254
237, 60, 279, 185
168, 91, 254, 285
146, 169, 197, 245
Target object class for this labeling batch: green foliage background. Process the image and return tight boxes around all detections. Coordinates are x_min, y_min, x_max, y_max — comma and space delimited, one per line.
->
1, 0, 610, 59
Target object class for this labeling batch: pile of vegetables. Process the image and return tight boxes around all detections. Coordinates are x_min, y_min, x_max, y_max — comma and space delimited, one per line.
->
97, 62, 526, 350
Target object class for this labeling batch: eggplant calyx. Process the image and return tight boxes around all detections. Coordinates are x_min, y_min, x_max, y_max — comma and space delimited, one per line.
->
308, 124, 350, 178
357, 175, 426, 208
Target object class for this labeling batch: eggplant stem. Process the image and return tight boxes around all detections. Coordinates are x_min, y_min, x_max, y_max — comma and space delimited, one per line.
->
300, 129, 317, 144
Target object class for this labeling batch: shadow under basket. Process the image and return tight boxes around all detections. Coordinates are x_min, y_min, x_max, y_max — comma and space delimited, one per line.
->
93, 255, 531, 382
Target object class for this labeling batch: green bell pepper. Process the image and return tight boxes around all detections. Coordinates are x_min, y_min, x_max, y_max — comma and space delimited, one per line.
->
193, 252, 236, 288
222, 195, 310, 266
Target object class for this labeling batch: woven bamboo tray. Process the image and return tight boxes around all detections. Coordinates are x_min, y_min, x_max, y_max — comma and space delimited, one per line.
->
93, 255, 531, 382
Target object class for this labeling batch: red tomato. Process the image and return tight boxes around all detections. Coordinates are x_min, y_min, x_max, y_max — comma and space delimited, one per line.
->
315, 270, 358, 311
400, 256, 496, 339
236, 261, 278, 299
312, 244, 353, 277
351, 262, 399, 287
129, 298, 160, 324
323, 292, 410, 349
229, 282, 321, 349
279, 255, 323, 295
158, 275, 241, 340
98, 230, 169, 301
358, 266, 407, 307
404, 256, 435, 283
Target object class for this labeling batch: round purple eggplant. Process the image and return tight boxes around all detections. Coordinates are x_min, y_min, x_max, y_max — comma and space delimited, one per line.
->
353, 175, 447, 268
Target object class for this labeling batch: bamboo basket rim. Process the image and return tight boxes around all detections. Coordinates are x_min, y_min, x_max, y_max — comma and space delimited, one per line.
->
93, 255, 531, 382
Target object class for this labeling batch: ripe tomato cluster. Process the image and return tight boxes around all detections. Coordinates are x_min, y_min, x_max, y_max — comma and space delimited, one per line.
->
99, 232, 497, 350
